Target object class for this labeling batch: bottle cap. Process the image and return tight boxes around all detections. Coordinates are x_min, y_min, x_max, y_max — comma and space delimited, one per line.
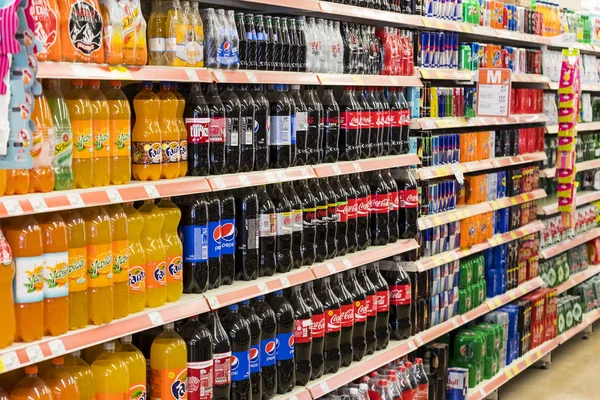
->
52, 356, 64, 365
164, 323, 175, 330
110, 80, 122, 88
89, 80, 101, 87
24, 365, 38, 375
121, 335, 133, 344
273, 290, 283, 295
71, 79, 84, 87
104, 341, 116, 351
240, 300, 250, 305
349, 388, 359, 394
228, 304, 238, 311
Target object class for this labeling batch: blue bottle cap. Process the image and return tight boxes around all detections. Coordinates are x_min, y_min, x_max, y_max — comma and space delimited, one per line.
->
228, 304, 238, 311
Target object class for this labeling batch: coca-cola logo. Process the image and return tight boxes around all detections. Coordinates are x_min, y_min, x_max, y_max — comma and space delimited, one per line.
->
284, 215, 292, 225
341, 307, 354, 324
357, 200, 369, 215
326, 116, 339, 125
305, 211, 316, 222
294, 212, 302, 224
330, 313, 342, 326
313, 317, 326, 332
368, 196, 389, 211
316, 207, 327, 219
356, 303, 368, 318
337, 204, 347, 215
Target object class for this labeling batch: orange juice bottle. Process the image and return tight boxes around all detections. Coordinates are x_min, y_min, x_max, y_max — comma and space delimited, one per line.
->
92, 341, 130, 400
5, 216, 44, 342
0, 170, 7, 196
132, 81, 162, 181
41, 357, 80, 399
121, 0, 148, 65
30, 0, 62, 62
106, 203, 130, 319
99, 0, 124, 65
150, 323, 188, 400
157, 82, 180, 179
64, 351, 95, 400
83, 207, 114, 325
30, 91, 57, 193
117, 335, 147, 399
10, 365, 54, 400
123, 203, 146, 314
157, 198, 182, 302
66, 80, 93, 189
59, 0, 105, 63
39, 214, 70, 336
87, 80, 111, 187
61, 210, 88, 330
0, 229, 16, 349
138, 200, 167, 308
171, 84, 187, 177
106, 80, 132, 185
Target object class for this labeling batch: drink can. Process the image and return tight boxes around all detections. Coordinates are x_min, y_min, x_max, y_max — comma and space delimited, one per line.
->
452, 33, 459, 69
421, 32, 431, 68
470, 42, 479, 70
518, 48, 526, 73
504, 46, 514, 71
439, 32, 447, 68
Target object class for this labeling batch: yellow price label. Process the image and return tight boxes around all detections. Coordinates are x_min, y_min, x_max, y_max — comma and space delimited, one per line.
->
495, 298, 503, 307
510, 232, 518, 240
0, 359, 5, 374
352, 76, 364, 85
510, 197, 518, 205
505, 370, 514, 379
511, 365, 520, 375
433, 216, 443, 226
525, 357, 532, 367
536, 350, 543, 358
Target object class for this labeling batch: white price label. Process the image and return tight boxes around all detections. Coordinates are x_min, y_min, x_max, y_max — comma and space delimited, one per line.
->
451, 318, 459, 328
479, 387, 487, 397
258, 282, 269, 294
212, 70, 226, 82
148, 311, 165, 326
352, 162, 362, 172
25, 345, 43, 363
416, 336, 424, 346
342, 259, 352, 269
326, 263, 336, 274
280, 276, 290, 287
208, 296, 220, 309
290, 396, 298, 400
29, 198, 48, 213
246, 72, 258, 83
276, 171, 287, 181
320, 382, 331, 394
185, 68, 199, 81
240, 175, 251, 186
1, 352, 19, 372
144, 185, 160, 198
265, 172, 277, 183
3, 200, 23, 216
451, 164, 465, 186
48, 340, 66, 356
332, 165, 342, 175
106, 189, 123, 203
300, 168, 310, 178
67, 193, 85, 207
408, 341, 417, 351
213, 177, 227, 190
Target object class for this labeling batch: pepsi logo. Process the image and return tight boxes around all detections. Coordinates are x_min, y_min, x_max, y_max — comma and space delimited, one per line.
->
250, 347, 260, 363
254, 120, 259, 133
288, 335, 295, 348
264, 340, 276, 356
231, 355, 239, 370
221, 222, 235, 242
223, 41, 231, 51
213, 225, 222, 242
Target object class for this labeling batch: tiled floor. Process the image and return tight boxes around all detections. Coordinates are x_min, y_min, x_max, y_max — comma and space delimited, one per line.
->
499, 322, 600, 399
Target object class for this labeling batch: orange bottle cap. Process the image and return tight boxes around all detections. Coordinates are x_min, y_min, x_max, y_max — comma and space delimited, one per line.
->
24, 365, 38, 375
110, 80, 122, 87
71, 79, 84, 87
52, 356, 64, 365
89, 80, 101, 88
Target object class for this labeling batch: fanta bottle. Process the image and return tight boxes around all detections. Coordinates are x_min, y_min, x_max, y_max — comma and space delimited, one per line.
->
138, 200, 167, 308
106, 204, 130, 319
10, 365, 54, 400
29, 91, 57, 193
5, 216, 44, 342
0, 170, 7, 196
41, 357, 80, 399
123, 203, 146, 314
150, 323, 188, 400
117, 335, 147, 400
132, 81, 162, 181
82, 207, 114, 325
61, 210, 88, 330
39, 214, 70, 336
66, 80, 93, 189
171, 84, 188, 177
106, 80, 132, 185
30, 0, 62, 61
0, 229, 15, 349
0, 368, 24, 393
157, 198, 183, 302
157, 82, 180, 179
64, 351, 95, 400
92, 341, 130, 399
86, 80, 111, 187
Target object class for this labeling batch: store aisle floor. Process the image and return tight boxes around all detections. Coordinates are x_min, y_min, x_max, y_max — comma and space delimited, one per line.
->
499, 321, 600, 399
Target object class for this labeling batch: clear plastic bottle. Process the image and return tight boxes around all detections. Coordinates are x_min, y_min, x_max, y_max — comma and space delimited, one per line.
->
202, 8, 219, 68
191, 2, 204, 67
167, 0, 191, 66
148, 0, 169, 65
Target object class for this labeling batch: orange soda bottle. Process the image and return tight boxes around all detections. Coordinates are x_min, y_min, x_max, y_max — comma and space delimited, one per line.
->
29, 91, 57, 193
5, 216, 44, 342
92, 341, 130, 399
106, 80, 132, 185
157, 197, 183, 302
138, 200, 167, 308
121, 0, 148, 65
117, 335, 147, 399
83, 207, 114, 325
157, 82, 180, 179
64, 351, 95, 400
150, 323, 188, 399
123, 203, 146, 314
106, 203, 130, 319
41, 357, 80, 399
39, 214, 70, 336
0, 387, 7, 400
171, 84, 188, 177
0, 229, 16, 349
4, 169, 30, 195
10, 365, 54, 400
61, 210, 88, 330
0, 170, 7, 196
99, 0, 124, 65
66, 80, 93, 189
86, 80, 111, 187
132, 81, 163, 181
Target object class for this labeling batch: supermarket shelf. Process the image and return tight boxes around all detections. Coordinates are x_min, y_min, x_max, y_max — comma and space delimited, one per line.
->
272, 387, 313, 400
540, 158, 600, 178
316, 73, 423, 87
557, 308, 600, 344
419, 69, 473, 81
318, 1, 425, 27
545, 121, 600, 134
418, 189, 547, 230
547, 81, 600, 91
207, 166, 316, 191
414, 114, 548, 130
415, 221, 545, 272
537, 190, 600, 216
211, 69, 320, 85
511, 73, 551, 84
306, 277, 543, 399
539, 227, 600, 259
555, 264, 600, 294
417, 152, 547, 180
312, 154, 420, 178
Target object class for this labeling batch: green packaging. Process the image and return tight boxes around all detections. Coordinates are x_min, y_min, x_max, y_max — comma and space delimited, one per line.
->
453, 331, 485, 363
459, 259, 472, 289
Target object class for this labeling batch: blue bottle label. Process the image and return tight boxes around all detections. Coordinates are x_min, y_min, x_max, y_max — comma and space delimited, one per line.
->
231, 350, 250, 381
220, 218, 236, 256
181, 225, 208, 262
290, 114, 296, 145
276, 332, 294, 361
249, 344, 261, 373
260, 337, 276, 367
207, 220, 222, 260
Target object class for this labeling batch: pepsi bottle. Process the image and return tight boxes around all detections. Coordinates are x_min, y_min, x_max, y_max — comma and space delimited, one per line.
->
222, 305, 252, 400
220, 190, 236, 285
267, 184, 293, 274
252, 85, 270, 171
302, 281, 324, 380
257, 185, 276, 277
308, 179, 328, 263
238, 85, 256, 172
329, 176, 348, 257
332, 273, 354, 367
206, 83, 226, 174
268, 290, 295, 394
356, 265, 377, 355
206, 192, 222, 289
180, 316, 213, 400
340, 174, 358, 253
269, 85, 292, 168
184, 83, 210, 176
221, 85, 242, 173
368, 262, 390, 350
178, 194, 209, 294
344, 269, 367, 361
204, 311, 232, 400
294, 179, 316, 266
315, 277, 341, 374
252, 296, 277, 400
288, 285, 312, 386
239, 300, 262, 400
235, 187, 259, 281
282, 182, 303, 269
320, 177, 338, 260
287, 90, 297, 167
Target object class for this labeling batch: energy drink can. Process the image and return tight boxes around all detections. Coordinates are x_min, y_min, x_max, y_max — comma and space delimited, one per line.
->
470, 42, 480, 70
421, 32, 431, 68
459, 43, 472, 70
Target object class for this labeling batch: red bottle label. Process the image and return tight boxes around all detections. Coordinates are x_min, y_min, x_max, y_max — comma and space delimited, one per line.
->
294, 318, 312, 344
401, 109, 411, 126
376, 290, 390, 312
337, 202, 348, 223
399, 189, 418, 209
389, 190, 399, 211
369, 193, 389, 214
325, 308, 342, 333
213, 352, 231, 386
389, 284, 411, 306
360, 111, 372, 130
415, 384, 429, 400
340, 111, 361, 130
312, 312, 326, 338
346, 198, 358, 219
389, 110, 401, 127
402, 388, 415, 400
353, 299, 368, 322
340, 303, 354, 328
209, 117, 226, 143
382, 109, 391, 127
188, 360, 213, 400
186, 117, 210, 144
366, 294, 377, 317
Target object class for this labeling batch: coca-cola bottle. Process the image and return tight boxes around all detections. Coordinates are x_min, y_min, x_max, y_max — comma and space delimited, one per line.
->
234, 187, 259, 281
282, 182, 303, 269
309, 179, 328, 263
413, 358, 429, 400
368, 262, 390, 350
338, 87, 361, 161
352, 173, 371, 250
344, 269, 367, 361
340, 174, 358, 253
288, 285, 312, 386
320, 178, 338, 260
386, 88, 403, 156
184, 83, 210, 177
221, 85, 242, 174
382, 169, 399, 243
302, 281, 324, 380
294, 179, 316, 266
304, 86, 322, 165
356, 265, 377, 355
391, 168, 418, 239
257, 185, 276, 277
296, 17, 308, 72
237, 85, 256, 172
269, 85, 292, 168
366, 87, 383, 157
252, 85, 270, 171
378, 88, 392, 156
369, 170, 390, 246
329, 176, 348, 257
205, 83, 226, 175
331, 273, 354, 367
290, 85, 308, 166
267, 183, 293, 274
355, 88, 372, 159
380, 256, 411, 340
180, 316, 213, 400
321, 87, 340, 163
315, 277, 341, 374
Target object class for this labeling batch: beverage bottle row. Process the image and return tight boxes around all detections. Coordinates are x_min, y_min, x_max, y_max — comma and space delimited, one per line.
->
319, 0, 417, 14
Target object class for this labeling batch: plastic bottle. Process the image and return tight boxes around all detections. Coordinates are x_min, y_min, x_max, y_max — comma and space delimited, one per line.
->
64, 351, 95, 400
150, 323, 188, 399
10, 365, 53, 400
30, 0, 62, 62
122, 203, 146, 314
157, 197, 183, 302
120, 0, 147, 65
66, 80, 93, 189
179, 315, 213, 400
148, 0, 168, 65
138, 200, 167, 308
39, 214, 70, 336
171, 84, 188, 177
6, 216, 44, 342
168, 0, 191, 66
92, 341, 130, 399
82, 207, 114, 325
29, 91, 57, 193
41, 356, 80, 399
117, 335, 147, 399
86, 80, 111, 187
106, 204, 130, 319
0, 230, 15, 349
191, 2, 204, 67
157, 82, 181, 179
59, 0, 105, 63
132, 81, 163, 181
99, 0, 124, 64
106, 80, 131, 185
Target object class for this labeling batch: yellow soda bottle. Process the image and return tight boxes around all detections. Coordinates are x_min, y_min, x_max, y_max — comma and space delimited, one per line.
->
150, 323, 188, 400
92, 341, 130, 399
86, 80, 111, 187
157, 82, 181, 179
157, 197, 183, 302
123, 203, 146, 314
83, 207, 114, 325
10, 365, 54, 400
64, 351, 95, 400
61, 210, 88, 330
83, 343, 106, 364
117, 335, 147, 399
106, 204, 130, 319
0, 229, 16, 349
66, 80, 93, 189
39, 214, 70, 336
41, 356, 80, 399
106, 80, 132, 185
139, 200, 167, 308
171, 84, 188, 177
132, 81, 163, 181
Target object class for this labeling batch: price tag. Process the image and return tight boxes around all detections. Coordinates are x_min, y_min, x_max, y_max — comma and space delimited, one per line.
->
265, 172, 277, 183
416, 336, 424, 346
390, 77, 399, 86
212, 69, 226, 82
508, 291, 517, 300
332, 165, 342, 175
148, 311, 164, 326
511, 365, 519, 375
433, 216, 443, 226
479, 387, 487, 397
408, 341, 417, 351
240, 175, 251, 186
276, 171, 287, 181
510, 231, 518, 240
246, 72, 258, 84
3, 200, 23, 216
212, 177, 226, 190
342, 259, 352, 269
505, 369, 514, 379
320, 382, 331, 394
48, 340, 66, 356
106, 189, 123, 203
67, 193, 85, 207
29, 197, 48, 213
452, 318, 459, 328
476, 68, 511, 117
510, 197, 518, 205
290, 396, 298, 400
352, 162, 362, 172
280, 276, 290, 287
300, 168, 310, 178
144, 184, 160, 198
71, 64, 88, 78
26, 345, 43, 363
185, 68, 199, 81
451, 164, 464, 186
0, 352, 19, 373
326, 263, 337, 274
207, 296, 220, 309
258, 282, 269, 294
352, 75, 364, 85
